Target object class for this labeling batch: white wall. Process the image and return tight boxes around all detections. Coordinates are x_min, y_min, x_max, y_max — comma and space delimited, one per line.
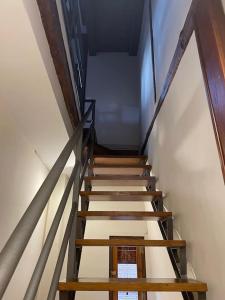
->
151, 0, 191, 98
0, 0, 74, 170
37, 174, 72, 300
138, 0, 191, 140
138, 0, 155, 142
139, 1, 225, 299
0, 1, 75, 298
0, 108, 48, 300
148, 33, 225, 300
0, 109, 73, 300
86, 53, 140, 150
0, 105, 73, 300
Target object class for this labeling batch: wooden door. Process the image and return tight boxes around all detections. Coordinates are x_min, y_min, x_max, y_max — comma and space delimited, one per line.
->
109, 237, 146, 300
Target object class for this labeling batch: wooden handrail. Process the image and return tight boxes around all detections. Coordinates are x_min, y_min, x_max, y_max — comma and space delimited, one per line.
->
140, 0, 225, 182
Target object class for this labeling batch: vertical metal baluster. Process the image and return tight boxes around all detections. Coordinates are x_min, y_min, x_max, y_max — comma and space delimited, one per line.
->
166, 217, 173, 240
197, 292, 206, 300
61, 101, 95, 300
179, 247, 187, 278
64, 130, 83, 300
156, 197, 164, 212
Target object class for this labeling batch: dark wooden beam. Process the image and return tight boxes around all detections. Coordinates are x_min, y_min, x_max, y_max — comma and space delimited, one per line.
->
195, 0, 225, 180
36, 0, 80, 129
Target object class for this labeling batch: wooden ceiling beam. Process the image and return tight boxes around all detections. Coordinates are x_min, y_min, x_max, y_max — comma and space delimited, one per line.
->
37, 0, 80, 129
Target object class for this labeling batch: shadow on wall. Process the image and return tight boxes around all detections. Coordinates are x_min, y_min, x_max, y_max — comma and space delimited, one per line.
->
86, 53, 141, 149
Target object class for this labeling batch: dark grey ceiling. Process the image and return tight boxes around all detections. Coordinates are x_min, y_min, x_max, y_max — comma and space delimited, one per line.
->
81, 0, 144, 56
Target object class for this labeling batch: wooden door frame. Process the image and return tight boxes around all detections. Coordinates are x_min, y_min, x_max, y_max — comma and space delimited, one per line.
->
109, 236, 147, 300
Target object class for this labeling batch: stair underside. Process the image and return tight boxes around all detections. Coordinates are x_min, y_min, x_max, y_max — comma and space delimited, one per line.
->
85, 176, 155, 186
75, 239, 186, 247
91, 164, 152, 175
77, 211, 171, 220
58, 278, 207, 292
80, 191, 162, 201
93, 155, 147, 166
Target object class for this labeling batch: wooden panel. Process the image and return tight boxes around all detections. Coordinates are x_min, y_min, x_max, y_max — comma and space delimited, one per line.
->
84, 176, 155, 186
109, 236, 147, 300
75, 239, 186, 247
58, 278, 208, 292
195, 0, 225, 181
80, 191, 162, 201
93, 156, 147, 166
37, 0, 80, 128
77, 211, 171, 220
91, 164, 152, 176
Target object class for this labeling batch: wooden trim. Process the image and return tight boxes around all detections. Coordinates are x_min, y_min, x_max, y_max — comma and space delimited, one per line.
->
140, 0, 225, 183
195, 0, 225, 180
109, 236, 147, 300
79, 191, 163, 202
36, 0, 80, 128
77, 211, 172, 220
58, 278, 208, 292
75, 239, 186, 247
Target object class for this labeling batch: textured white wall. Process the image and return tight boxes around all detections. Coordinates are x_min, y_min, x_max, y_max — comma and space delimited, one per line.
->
86, 53, 140, 150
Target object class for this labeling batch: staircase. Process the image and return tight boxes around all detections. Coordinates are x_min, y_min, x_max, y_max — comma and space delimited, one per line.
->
58, 155, 207, 300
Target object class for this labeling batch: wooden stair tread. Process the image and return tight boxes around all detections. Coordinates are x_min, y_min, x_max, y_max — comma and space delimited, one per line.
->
80, 191, 162, 201
58, 278, 207, 292
92, 164, 152, 169
91, 164, 152, 176
93, 155, 147, 166
84, 175, 155, 186
75, 239, 186, 247
77, 211, 171, 220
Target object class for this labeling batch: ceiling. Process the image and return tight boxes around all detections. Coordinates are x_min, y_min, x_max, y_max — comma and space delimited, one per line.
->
81, 0, 144, 56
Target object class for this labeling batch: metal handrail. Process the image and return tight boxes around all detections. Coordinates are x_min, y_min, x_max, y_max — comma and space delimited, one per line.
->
0, 100, 96, 299
47, 206, 77, 300
24, 162, 80, 300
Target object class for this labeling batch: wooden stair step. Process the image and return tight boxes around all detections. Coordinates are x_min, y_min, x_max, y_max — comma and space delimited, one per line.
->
80, 191, 162, 201
93, 155, 147, 166
84, 175, 156, 186
58, 278, 208, 292
77, 211, 171, 220
91, 164, 152, 176
75, 239, 186, 247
